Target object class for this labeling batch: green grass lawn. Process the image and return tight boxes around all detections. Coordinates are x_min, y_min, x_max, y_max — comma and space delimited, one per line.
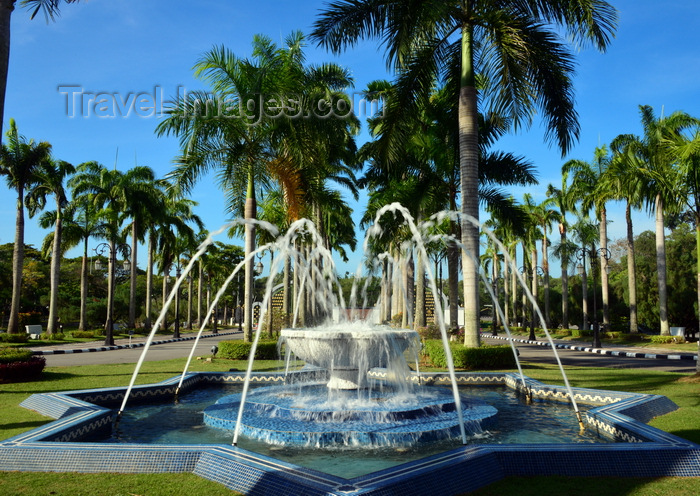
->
1, 358, 698, 495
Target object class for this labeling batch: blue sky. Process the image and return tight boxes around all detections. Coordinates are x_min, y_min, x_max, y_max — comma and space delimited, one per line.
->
2, 0, 700, 277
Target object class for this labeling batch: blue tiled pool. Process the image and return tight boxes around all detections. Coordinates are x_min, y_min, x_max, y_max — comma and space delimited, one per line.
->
2, 371, 699, 495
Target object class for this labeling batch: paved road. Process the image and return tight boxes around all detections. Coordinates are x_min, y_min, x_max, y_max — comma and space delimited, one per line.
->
30, 329, 697, 373
32, 330, 244, 367
481, 335, 698, 373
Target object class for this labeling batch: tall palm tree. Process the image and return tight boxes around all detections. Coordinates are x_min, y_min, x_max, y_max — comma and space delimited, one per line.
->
563, 146, 613, 331
69, 162, 147, 345
59, 183, 107, 330
157, 32, 358, 340
608, 135, 646, 333
0, 119, 51, 333
622, 106, 696, 335
118, 167, 160, 329
26, 157, 74, 334
546, 169, 577, 329
312, 0, 617, 344
0, 1, 81, 137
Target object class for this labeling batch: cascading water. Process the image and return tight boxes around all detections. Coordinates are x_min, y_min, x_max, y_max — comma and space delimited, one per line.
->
202, 321, 498, 448
117, 202, 585, 451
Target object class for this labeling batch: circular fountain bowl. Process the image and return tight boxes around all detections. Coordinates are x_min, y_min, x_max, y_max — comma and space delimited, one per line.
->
280, 324, 419, 389
203, 383, 498, 447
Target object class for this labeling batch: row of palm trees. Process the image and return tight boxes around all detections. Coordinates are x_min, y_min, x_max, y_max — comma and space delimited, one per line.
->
487, 105, 700, 339
0, 118, 205, 343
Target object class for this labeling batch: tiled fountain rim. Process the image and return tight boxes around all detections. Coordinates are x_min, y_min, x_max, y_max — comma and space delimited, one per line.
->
2, 371, 699, 496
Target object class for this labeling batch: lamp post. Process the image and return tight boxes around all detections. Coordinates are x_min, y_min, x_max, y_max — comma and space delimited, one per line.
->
529, 266, 544, 341
173, 261, 182, 339
518, 266, 529, 334
254, 252, 264, 334
94, 242, 131, 346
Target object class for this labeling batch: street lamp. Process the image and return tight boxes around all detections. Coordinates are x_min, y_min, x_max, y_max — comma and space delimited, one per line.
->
94, 242, 131, 346
173, 262, 182, 339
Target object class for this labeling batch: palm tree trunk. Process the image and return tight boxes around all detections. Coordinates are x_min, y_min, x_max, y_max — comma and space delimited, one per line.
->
128, 222, 138, 328
581, 261, 589, 331
79, 235, 88, 331
0, 0, 13, 138
47, 203, 62, 335
542, 231, 550, 328
447, 232, 459, 331
197, 260, 203, 327
459, 24, 480, 347
283, 255, 290, 328
626, 202, 638, 333
186, 272, 193, 330
7, 185, 25, 334
145, 234, 154, 330
560, 223, 570, 329
105, 239, 116, 346
655, 194, 670, 335
599, 207, 610, 331
414, 250, 426, 328
244, 171, 256, 342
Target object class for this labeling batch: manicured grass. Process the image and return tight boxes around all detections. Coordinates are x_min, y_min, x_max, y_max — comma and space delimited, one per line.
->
0, 359, 698, 495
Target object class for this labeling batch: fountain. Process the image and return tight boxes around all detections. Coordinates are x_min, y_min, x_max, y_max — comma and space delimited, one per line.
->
3, 207, 699, 495
202, 321, 498, 447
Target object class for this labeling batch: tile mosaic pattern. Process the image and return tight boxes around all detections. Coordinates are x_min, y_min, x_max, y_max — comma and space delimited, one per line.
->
2, 371, 699, 496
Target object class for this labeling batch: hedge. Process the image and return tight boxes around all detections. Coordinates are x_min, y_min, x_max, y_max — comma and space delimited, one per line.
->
217, 340, 280, 360
422, 340, 516, 370
0, 347, 46, 382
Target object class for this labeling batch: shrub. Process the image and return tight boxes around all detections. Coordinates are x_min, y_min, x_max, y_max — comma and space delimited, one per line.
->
217, 340, 280, 360
390, 313, 403, 327
0, 347, 33, 364
621, 333, 646, 343
422, 340, 516, 370
0, 347, 46, 382
70, 330, 98, 339
40, 332, 65, 341
650, 335, 676, 344
0, 333, 29, 343
416, 324, 441, 341
571, 329, 593, 338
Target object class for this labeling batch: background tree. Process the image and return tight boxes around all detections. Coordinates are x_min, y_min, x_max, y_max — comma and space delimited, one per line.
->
0, 118, 51, 333
26, 157, 74, 334
312, 0, 616, 345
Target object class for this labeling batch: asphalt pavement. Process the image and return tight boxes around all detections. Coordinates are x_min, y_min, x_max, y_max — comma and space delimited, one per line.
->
30, 329, 244, 367
27, 328, 697, 373
481, 333, 698, 373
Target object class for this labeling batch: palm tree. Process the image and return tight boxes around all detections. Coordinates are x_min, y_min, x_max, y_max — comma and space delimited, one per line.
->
653, 123, 700, 361
312, 0, 617, 344
0, 119, 52, 333
0, 1, 81, 137
547, 168, 578, 329
622, 106, 696, 335
572, 214, 599, 333
608, 135, 646, 333
157, 32, 358, 340
118, 167, 160, 329
26, 157, 75, 334
69, 162, 143, 345
60, 183, 107, 331
563, 146, 613, 331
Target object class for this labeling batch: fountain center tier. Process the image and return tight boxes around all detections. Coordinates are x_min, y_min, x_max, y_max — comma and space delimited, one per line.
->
280, 324, 419, 389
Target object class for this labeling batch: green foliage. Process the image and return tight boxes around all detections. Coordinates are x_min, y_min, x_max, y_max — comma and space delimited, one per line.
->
17, 311, 42, 328
416, 324, 441, 340
390, 313, 403, 327
650, 335, 677, 344
217, 340, 279, 360
422, 340, 516, 370
0, 347, 45, 382
0, 333, 29, 343
571, 329, 593, 338
0, 347, 33, 364
69, 330, 98, 339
